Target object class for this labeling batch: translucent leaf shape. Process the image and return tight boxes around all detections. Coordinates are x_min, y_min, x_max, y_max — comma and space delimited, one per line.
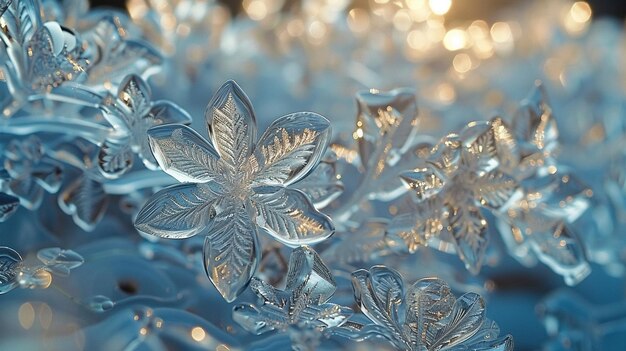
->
293, 159, 344, 209
474, 170, 520, 210
284, 246, 336, 304
58, 176, 109, 232
386, 197, 446, 254
449, 206, 488, 274
205, 80, 257, 177
354, 88, 418, 169
204, 200, 260, 302
0, 247, 22, 295
0, 192, 20, 221
427, 134, 462, 178
528, 221, 590, 285
400, 166, 445, 201
351, 267, 412, 350
513, 82, 558, 154
37, 247, 84, 276
253, 112, 331, 186
97, 138, 134, 178
135, 182, 221, 239
117, 74, 152, 120
252, 186, 334, 247
147, 124, 220, 183
404, 277, 455, 348
0, 0, 41, 47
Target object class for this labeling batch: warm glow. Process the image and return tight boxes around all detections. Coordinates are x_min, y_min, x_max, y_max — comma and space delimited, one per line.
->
490, 22, 512, 43
453, 53, 472, 73
191, 326, 206, 342
244, 0, 268, 21
18, 303, 35, 330
428, 0, 452, 16
443, 28, 468, 51
347, 9, 370, 33
570, 2, 592, 23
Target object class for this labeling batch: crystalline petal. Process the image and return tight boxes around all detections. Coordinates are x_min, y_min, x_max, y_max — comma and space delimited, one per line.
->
400, 166, 445, 201
36, 247, 84, 276
58, 176, 109, 232
284, 246, 336, 304
448, 205, 488, 274
205, 80, 257, 177
354, 88, 418, 169
293, 160, 344, 209
147, 124, 220, 183
204, 199, 260, 302
252, 186, 334, 247
253, 112, 331, 186
135, 182, 221, 239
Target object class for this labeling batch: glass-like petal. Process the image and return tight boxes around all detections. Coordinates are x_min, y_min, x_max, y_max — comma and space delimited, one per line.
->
299, 303, 352, 329
351, 267, 410, 350
428, 134, 462, 177
205, 80, 257, 176
285, 246, 336, 304
293, 159, 344, 209
149, 100, 193, 125
147, 124, 220, 183
0, 246, 22, 295
528, 221, 590, 285
0, 192, 19, 221
252, 186, 334, 247
97, 138, 134, 179
253, 112, 331, 186
354, 88, 418, 169
400, 166, 445, 201
58, 177, 109, 232
135, 182, 221, 239
474, 170, 521, 210
117, 74, 152, 119
429, 292, 486, 350
448, 205, 488, 274
204, 199, 260, 302
386, 197, 446, 254
513, 82, 558, 154
37, 247, 84, 276
404, 277, 455, 347
0, 0, 41, 47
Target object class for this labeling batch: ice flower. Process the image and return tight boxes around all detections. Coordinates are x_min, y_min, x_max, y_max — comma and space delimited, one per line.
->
135, 80, 334, 301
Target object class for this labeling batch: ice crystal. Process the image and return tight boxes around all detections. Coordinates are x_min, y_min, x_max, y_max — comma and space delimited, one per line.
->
233, 246, 351, 350
135, 80, 334, 301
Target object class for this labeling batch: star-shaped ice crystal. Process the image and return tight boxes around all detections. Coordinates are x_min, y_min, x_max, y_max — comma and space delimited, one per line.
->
135, 80, 335, 302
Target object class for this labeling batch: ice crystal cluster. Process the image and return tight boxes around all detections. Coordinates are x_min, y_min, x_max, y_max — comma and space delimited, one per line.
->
0, 0, 625, 349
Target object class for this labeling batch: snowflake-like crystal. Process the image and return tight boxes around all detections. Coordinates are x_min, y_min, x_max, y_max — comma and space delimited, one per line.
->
98, 74, 192, 178
387, 117, 521, 273
233, 246, 351, 350
337, 265, 513, 351
0, 0, 88, 115
135, 80, 335, 302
